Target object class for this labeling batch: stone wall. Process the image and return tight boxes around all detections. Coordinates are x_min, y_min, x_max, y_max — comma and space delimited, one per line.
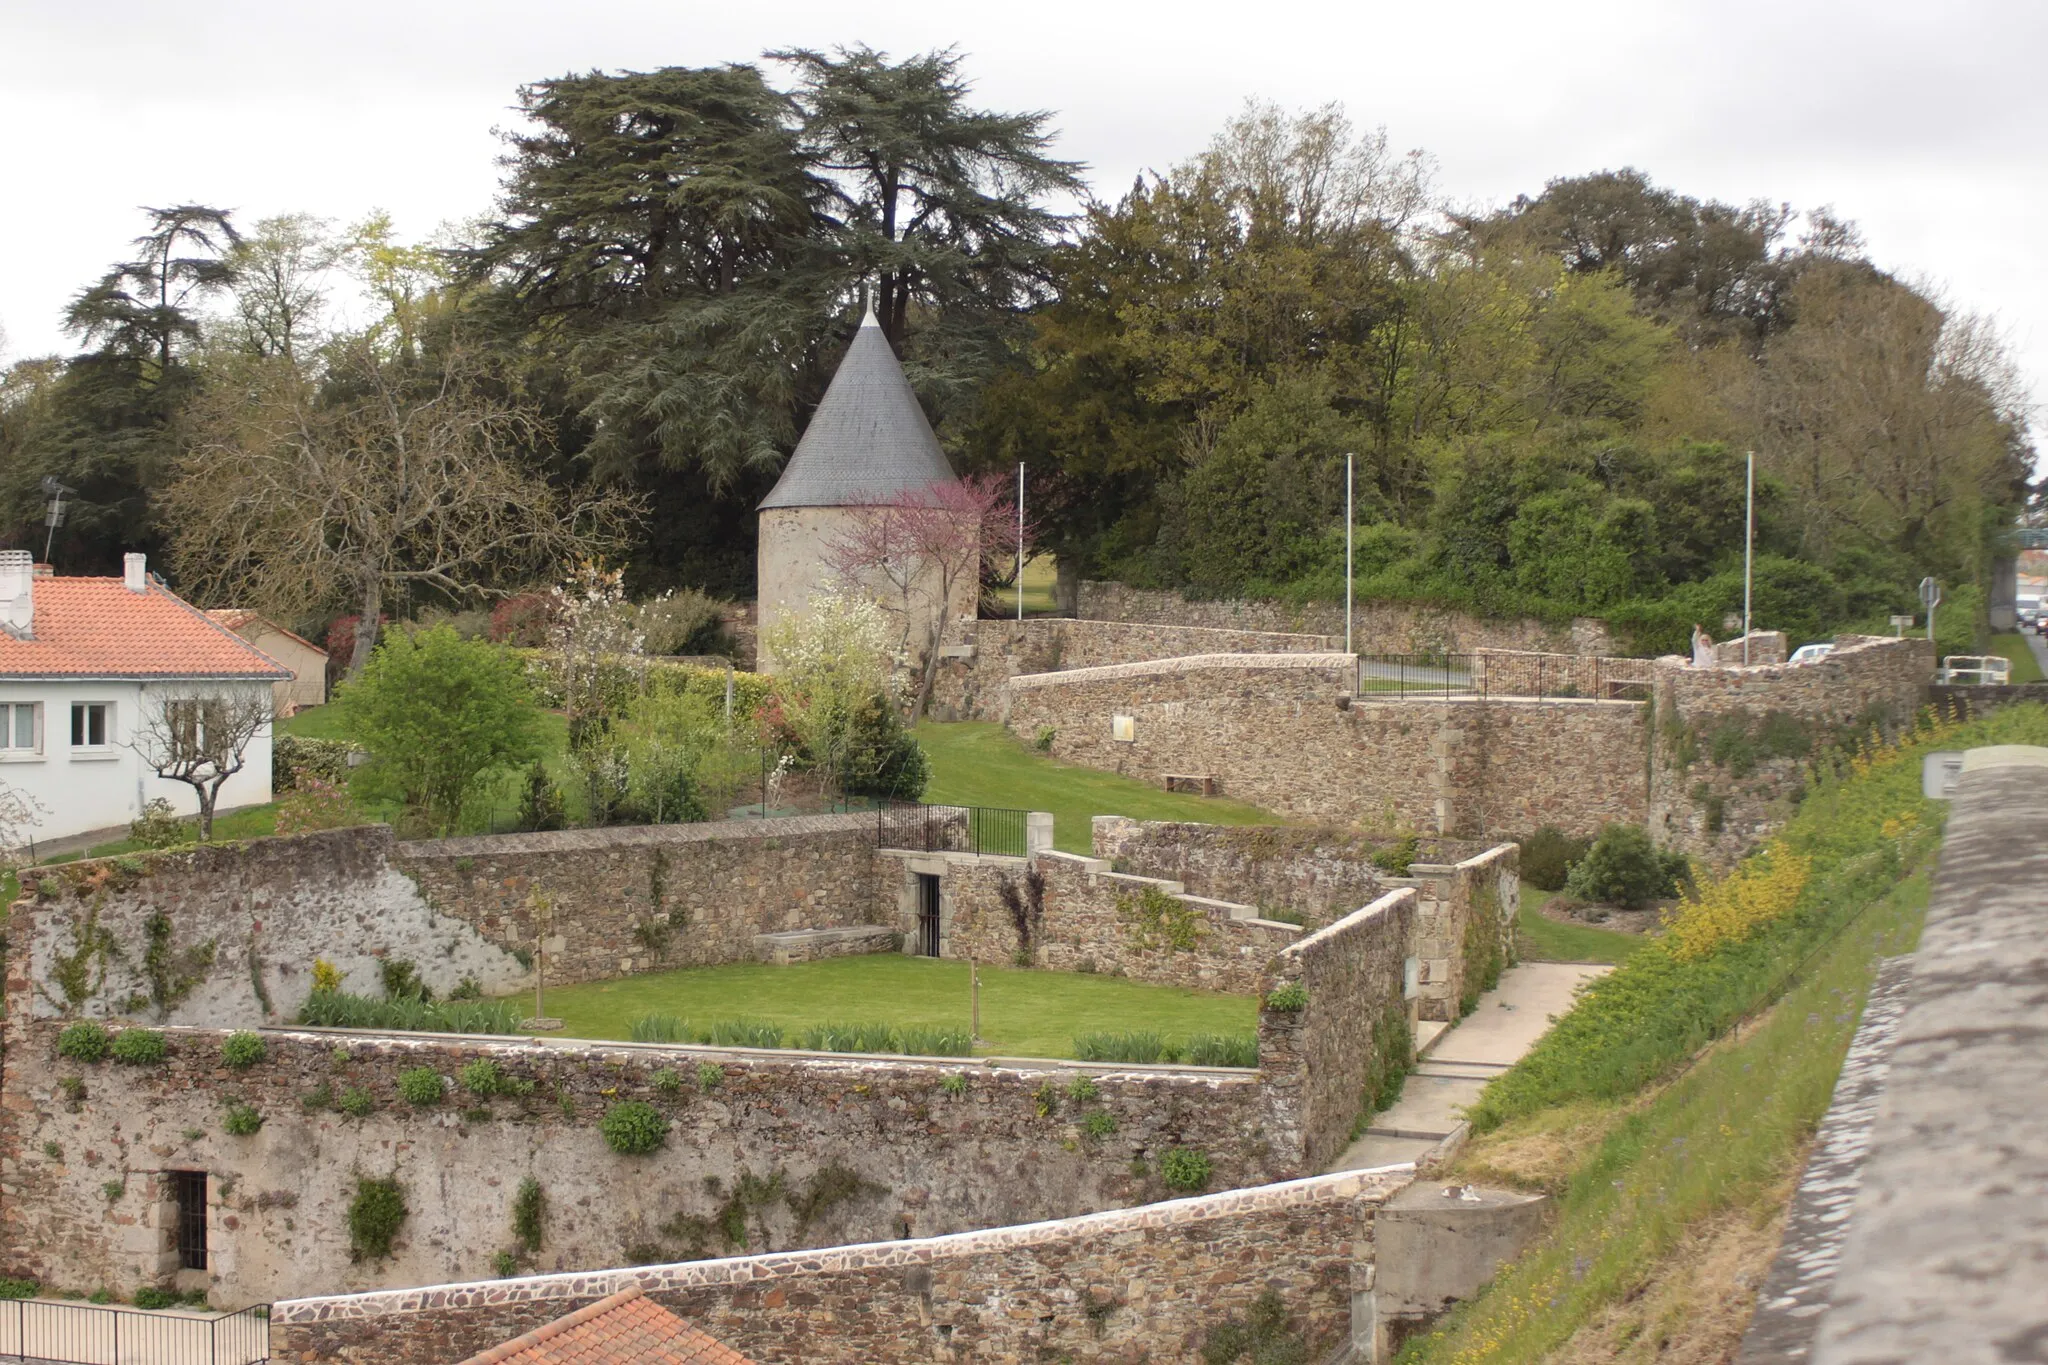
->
1077, 579, 1617, 656
269, 1166, 1413, 1365
1391, 843, 1519, 1022
929, 617, 1338, 720
15, 828, 527, 1028
1473, 649, 1657, 700
1259, 890, 1418, 1171
0, 1010, 1279, 1309
397, 814, 890, 986
1004, 655, 1651, 838
1648, 635, 1934, 860
938, 850, 1300, 994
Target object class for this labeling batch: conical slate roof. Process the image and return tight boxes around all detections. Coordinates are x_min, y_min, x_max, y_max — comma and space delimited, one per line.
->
758, 310, 958, 510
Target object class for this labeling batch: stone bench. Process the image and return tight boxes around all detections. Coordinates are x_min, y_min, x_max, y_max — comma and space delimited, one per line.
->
752, 926, 901, 965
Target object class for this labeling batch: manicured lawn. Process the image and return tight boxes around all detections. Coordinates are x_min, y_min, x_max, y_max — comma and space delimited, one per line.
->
522, 954, 1257, 1060
917, 721, 1281, 853
1002, 554, 1060, 616
1987, 632, 2045, 684
1515, 892, 1645, 965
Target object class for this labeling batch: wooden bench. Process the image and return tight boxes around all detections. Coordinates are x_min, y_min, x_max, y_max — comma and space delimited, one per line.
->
1162, 774, 1219, 796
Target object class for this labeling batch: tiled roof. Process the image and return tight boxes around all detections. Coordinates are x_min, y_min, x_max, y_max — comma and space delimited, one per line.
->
458, 1288, 754, 1365
0, 578, 292, 680
757, 308, 958, 511
204, 609, 330, 659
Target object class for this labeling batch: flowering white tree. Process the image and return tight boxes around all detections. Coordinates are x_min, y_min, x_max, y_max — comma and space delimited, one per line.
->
548, 562, 645, 747
762, 591, 894, 798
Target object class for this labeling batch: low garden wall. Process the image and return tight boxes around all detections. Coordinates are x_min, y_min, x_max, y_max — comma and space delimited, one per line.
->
1076, 580, 1617, 657
1390, 843, 1519, 1023
0, 1010, 1279, 1309
14, 828, 528, 1029
397, 814, 889, 986
1259, 889, 1418, 1172
939, 850, 1300, 994
269, 1166, 1412, 1365
1004, 656, 1650, 838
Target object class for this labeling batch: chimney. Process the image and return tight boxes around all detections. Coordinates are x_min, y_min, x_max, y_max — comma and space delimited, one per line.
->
0, 550, 34, 638
124, 552, 148, 593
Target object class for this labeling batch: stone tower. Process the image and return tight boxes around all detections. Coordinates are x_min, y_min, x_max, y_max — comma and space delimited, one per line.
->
756, 309, 964, 672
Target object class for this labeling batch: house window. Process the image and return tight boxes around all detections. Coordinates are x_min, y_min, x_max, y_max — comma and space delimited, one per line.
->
70, 702, 110, 749
0, 702, 38, 753
170, 1170, 208, 1271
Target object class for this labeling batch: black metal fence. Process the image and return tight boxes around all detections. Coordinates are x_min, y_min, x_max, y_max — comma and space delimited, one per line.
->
1355, 653, 1654, 702
876, 803, 1030, 857
0, 1299, 270, 1364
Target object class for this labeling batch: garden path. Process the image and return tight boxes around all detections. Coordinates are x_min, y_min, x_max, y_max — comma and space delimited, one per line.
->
1327, 961, 1609, 1173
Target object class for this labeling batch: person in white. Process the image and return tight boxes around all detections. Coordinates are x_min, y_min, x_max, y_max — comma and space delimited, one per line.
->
1691, 623, 1716, 668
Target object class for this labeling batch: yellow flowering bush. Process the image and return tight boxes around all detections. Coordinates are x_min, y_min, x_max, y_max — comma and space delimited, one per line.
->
1661, 846, 1810, 961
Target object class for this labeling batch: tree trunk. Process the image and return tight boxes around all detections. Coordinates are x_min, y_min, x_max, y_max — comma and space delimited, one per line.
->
912, 620, 944, 721
195, 782, 218, 841
348, 571, 384, 679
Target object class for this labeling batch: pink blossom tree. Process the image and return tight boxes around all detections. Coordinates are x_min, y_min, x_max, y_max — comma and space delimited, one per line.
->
823, 474, 1035, 718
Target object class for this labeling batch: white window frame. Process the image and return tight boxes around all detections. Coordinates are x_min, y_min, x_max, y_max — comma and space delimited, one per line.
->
69, 700, 115, 756
0, 701, 41, 757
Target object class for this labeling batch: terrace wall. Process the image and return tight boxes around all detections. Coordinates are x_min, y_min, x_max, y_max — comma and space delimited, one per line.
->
1259, 890, 1418, 1171
1077, 579, 1617, 656
269, 1167, 1413, 1365
0, 1007, 1278, 1309
395, 814, 890, 986
13, 828, 527, 1029
939, 850, 1300, 993
1003, 655, 1650, 838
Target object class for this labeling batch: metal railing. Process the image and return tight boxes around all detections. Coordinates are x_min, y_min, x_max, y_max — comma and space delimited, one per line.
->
1355, 652, 1655, 702
0, 1299, 269, 1364
876, 803, 1029, 857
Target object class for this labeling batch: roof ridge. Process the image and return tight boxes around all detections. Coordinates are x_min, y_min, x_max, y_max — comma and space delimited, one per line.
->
153, 581, 297, 679
458, 1287, 647, 1365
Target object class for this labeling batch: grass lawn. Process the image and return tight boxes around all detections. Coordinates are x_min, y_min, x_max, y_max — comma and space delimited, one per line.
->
917, 721, 1281, 853
1515, 891, 1645, 965
522, 954, 1257, 1060
1986, 632, 2045, 683
998, 554, 1061, 617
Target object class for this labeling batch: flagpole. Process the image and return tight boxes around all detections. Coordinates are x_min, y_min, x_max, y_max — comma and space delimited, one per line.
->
1743, 449, 1755, 665
1345, 453, 1355, 656
1016, 462, 1025, 621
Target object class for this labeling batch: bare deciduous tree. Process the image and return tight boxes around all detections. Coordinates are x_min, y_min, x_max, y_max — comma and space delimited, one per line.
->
163, 338, 642, 675
0, 777, 47, 864
129, 689, 274, 840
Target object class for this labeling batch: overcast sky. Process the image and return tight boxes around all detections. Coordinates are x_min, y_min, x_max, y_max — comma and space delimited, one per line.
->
3, 0, 2041, 452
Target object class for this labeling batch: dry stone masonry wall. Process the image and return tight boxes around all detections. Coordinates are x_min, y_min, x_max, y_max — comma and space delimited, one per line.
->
269, 1167, 1411, 1365
397, 814, 889, 986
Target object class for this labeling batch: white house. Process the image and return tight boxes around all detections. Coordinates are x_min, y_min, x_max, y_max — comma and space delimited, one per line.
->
0, 551, 290, 851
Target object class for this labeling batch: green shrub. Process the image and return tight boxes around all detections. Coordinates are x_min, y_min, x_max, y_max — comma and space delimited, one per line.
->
1183, 1033, 1259, 1068
222, 1104, 264, 1137
599, 1101, 667, 1155
1200, 1289, 1305, 1364
1370, 833, 1420, 875
1159, 1146, 1213, 1192
1263, 982, 1309, 1012
296, 990, 524, 1034
1034, 1080, 1060, 1117
1066, 1074, 1099, 1103
132, 1286, 176, 1310
1072, 1030, 1178, 1064
511, 1176, 545, 1251
338, 1086, 375, 1118
397, 1068, 444, 1106
628, 1013, 690, 1043
273, 735, 358, 788
347, 1176, 407, 1262
110, 1030, 167, 1065
650, 1067, 684, 1098
56, 1021, 109, 1062
695, 1062, 724, 1092
1082, 1110, 1118, 1139
0, 1279, 40, 1300
128, 798, 187, 849
939, 1072, 969, 1097
220, 1032, 266, 1068
701, 1017, 783, 1049
1518, 826, 1589, 892
1564, 824, 1688, 909
899, 1025, 973, 1057
491, 1249, 519, 1278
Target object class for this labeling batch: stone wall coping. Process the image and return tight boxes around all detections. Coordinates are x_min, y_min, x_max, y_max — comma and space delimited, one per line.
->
986, 616, 1339, 650
271, 1165, 1418, 1326
83, 1022, 1264, 1082
1007, 652, 1358, 688
1097, 869, 1188, 895
1037, 849, 1111, 874
1278, 888, 1415, 963
877, 848, 1029, 869
1473, 647, 1654, 667
1352, 694, 1642, 710
1452, 844, 1518, 874
400, 811, 879, 858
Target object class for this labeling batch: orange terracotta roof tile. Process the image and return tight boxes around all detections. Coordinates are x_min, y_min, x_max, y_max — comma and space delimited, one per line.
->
0, 578, 291, 680
204, 608, 329, 659
458, 1288, 755, 1365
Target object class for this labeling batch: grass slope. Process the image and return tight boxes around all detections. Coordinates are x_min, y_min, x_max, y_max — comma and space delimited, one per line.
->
1986, 631, 2045, 683
1399, 700, 2048, 1364
917, 721, 1280, 853
522, 954, 1257, 1060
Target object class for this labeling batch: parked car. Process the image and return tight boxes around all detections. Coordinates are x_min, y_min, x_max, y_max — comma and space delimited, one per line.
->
1789, 642, 1835, 665
1938, 655, 2012, 685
